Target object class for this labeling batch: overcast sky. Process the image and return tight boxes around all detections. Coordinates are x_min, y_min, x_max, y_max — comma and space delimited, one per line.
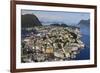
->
21, 9, 90, 25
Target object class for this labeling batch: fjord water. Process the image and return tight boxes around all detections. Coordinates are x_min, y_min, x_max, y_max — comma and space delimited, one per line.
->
74, 23, 90, 60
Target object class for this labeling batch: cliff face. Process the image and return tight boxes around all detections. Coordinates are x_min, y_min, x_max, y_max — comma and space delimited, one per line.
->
21, 14, 42, 28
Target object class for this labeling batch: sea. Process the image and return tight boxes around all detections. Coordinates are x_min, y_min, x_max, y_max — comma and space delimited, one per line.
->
74, 23, 90, 60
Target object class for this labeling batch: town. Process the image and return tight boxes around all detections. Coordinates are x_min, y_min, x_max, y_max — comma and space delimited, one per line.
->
21, 26, 85, 63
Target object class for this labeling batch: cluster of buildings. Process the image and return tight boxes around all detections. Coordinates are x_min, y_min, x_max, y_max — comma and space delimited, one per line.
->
21, 26, 84, 63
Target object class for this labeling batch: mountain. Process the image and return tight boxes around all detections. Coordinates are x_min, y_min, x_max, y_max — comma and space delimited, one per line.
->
50, 23, 69, 27
21, 14, 42, 28
78, 19, 90, 27
78, 19, 90, 35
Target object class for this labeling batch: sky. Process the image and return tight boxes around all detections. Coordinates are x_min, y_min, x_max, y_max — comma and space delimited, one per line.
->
21, 9, 90, 25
